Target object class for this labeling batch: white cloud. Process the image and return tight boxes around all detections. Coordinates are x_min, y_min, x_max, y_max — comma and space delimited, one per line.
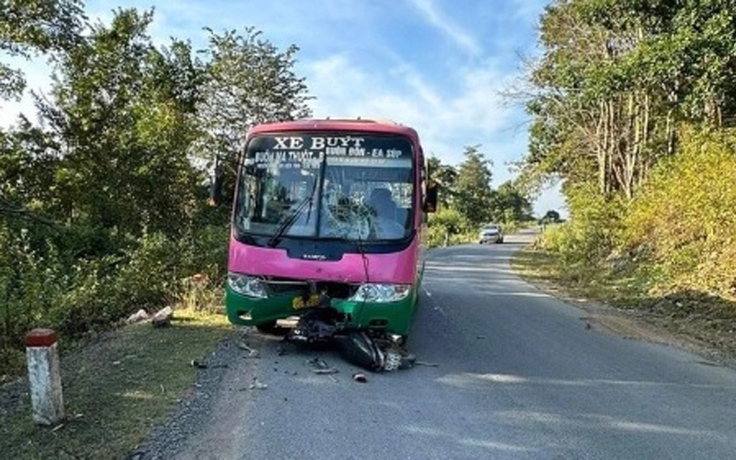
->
406, 0, 482, 55
305, 51, 569, 216
306, 54, 516, 165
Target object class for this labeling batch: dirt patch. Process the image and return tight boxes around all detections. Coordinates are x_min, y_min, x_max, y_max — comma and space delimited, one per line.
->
582, 313, 669, 343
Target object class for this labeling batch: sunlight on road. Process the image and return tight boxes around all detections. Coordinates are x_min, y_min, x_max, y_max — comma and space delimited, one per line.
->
436, 373, 730, 390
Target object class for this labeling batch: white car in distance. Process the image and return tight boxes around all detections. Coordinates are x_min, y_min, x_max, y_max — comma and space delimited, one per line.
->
478, 224, 504, 244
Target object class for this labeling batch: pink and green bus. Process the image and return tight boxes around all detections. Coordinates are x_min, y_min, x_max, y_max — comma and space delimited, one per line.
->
224, 119, 437, 340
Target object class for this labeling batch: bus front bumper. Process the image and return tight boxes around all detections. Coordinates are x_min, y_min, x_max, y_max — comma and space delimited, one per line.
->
225, 285, 418, 336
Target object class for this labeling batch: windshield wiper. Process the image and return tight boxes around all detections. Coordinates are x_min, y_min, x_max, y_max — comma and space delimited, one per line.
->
267, 181, 319, 248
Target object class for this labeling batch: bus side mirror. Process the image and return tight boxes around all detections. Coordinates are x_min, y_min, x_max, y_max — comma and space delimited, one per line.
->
209, 160, 224, 206
423, 181, 438, 213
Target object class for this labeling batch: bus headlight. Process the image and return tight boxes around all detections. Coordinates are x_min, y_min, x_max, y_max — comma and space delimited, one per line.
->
228, 273, 267, 299
349, 284, 411, 303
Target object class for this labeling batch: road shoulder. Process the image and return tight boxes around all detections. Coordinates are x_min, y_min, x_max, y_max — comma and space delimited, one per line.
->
0, 309, 233, 460
512, 246, 736, 370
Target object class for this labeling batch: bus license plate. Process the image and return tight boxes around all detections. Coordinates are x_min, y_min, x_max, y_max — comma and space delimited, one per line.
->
292, 294, 320, 310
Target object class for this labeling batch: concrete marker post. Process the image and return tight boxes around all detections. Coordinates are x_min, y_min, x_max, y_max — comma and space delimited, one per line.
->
25, 328, 65, 426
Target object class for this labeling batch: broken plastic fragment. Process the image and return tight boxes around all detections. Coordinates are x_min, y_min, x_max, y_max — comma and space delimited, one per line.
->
352, 373, 367, 383
249, 377, 268, 390
307, 357, 338, 374
399, 351, 417, 370
312, 368, 339, 375
190, 359, 208, 369
237, 341, 260, 358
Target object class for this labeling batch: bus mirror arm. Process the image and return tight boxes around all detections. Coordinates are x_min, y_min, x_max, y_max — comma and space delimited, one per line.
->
209, 159, 224, 206
423, 181, 438, 213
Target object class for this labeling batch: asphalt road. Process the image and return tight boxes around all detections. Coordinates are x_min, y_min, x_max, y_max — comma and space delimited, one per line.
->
175, 231, 736, 460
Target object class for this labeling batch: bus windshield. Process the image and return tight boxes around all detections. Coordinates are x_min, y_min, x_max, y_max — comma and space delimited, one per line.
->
234, 133, 414, 242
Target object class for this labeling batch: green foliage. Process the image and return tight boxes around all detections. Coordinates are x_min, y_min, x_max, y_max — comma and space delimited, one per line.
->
542, 210, 562, 223
36, 9, 202, 236
193, 27, 313, 201
454, 145, 494, 226
490, 181, 534, 223
537, 127, 736, 303
538, 182, 624, 267
520, 0, 736, 316
111, 226, 227, 315
113, 233, 180, 312
426, 154, 533, 246
522, 0, 736, 202
0, 223, 228, 376
0, 5, 311, 377
427, 208, 473, 247
624, 129, 736, 298
0, 223, 108, 355
0, 0, 85, 99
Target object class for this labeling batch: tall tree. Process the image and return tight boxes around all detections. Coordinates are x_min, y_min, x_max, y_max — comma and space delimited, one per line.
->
38, 9, 201, 236
490, 181, 533, 223
455, 145, 494, 225
522, 0, 736, 202
543, 209, 561, 223
194, 27, 313, 200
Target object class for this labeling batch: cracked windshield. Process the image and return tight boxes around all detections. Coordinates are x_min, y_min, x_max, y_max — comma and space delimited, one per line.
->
235, 134, 414, 241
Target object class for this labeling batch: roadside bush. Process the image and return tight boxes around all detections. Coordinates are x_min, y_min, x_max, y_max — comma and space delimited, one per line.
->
0, 224, 79, 374
537, 223, 565, 251
111, 232, 181, 315
427, 208, 473, 247
173, 224, 228, 312
501, 220, 520, 235
0, 222, 229, 377
176, 274, 223, 313
112, 226, 229, 316
1, 226, 63, 347
177, 224, 229, 284
53, 257, 118, 337
539, 182, 625, 268
624, 129, 736, 298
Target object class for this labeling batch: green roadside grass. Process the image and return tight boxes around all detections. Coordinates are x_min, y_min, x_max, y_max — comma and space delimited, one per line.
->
0, 309, 233, 460
512, 247, 649, 305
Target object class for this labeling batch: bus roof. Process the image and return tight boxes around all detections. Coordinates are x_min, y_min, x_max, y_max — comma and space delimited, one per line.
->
247, 118, 422, 146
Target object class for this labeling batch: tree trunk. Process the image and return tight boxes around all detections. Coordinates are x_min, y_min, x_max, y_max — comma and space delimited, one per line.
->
597, 99, 608, 195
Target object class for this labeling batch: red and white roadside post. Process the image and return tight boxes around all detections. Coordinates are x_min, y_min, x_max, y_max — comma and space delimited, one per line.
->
25, 328, 65, 426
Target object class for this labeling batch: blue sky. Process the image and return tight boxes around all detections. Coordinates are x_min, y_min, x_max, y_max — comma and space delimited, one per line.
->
1, 0, 565, 216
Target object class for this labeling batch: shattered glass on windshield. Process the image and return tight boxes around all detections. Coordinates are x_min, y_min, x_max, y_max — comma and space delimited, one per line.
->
234, 133, 414, 242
